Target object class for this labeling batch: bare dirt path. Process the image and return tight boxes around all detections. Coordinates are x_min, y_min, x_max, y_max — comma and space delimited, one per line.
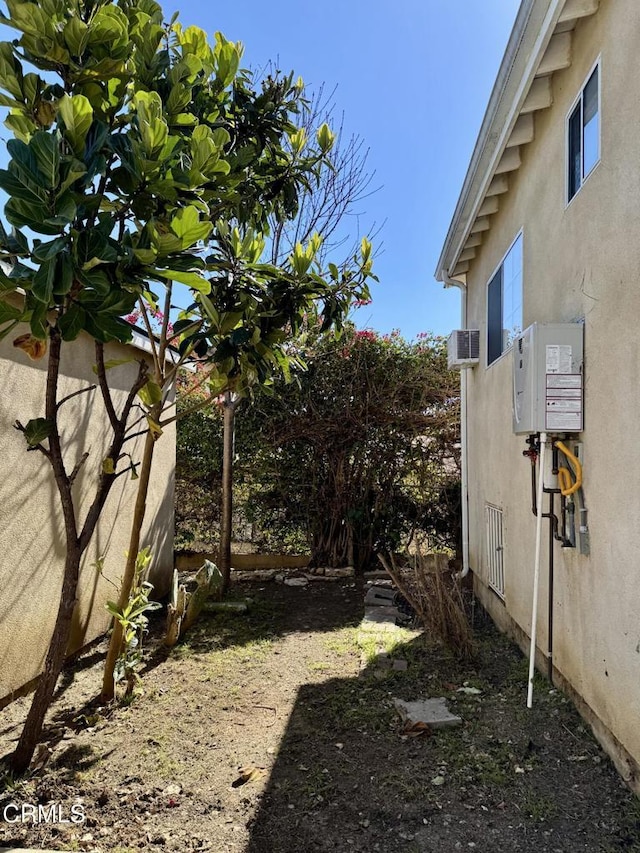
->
1, 579, 639, 852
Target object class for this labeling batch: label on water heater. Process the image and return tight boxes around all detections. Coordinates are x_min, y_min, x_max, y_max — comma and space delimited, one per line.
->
545, 373, 582, 431
546, 344, 572, 374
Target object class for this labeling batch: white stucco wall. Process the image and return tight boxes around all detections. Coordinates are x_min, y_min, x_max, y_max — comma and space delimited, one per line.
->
463, 0, 640, 776
0, 329, 175, 702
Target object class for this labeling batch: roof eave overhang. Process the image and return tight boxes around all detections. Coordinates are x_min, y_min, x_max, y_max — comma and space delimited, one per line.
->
435, 0, 569, 284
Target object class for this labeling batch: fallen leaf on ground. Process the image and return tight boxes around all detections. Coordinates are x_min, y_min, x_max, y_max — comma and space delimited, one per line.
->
402, 720, 433, 737
232, 766, 267, 788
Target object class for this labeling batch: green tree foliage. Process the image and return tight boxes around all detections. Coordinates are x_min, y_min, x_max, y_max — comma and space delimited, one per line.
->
176, 323, 461, 570
0, 0, 373, 768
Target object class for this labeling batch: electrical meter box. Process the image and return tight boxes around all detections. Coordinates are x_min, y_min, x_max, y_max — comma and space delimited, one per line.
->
513, 322, 584, 435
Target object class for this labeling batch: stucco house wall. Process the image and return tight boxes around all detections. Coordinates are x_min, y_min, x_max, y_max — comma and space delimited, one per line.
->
0, 329, 175, 704
437, 0, 640, 788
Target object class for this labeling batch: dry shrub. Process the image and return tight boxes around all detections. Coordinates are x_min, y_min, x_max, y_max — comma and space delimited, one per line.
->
379, 552, 474, 661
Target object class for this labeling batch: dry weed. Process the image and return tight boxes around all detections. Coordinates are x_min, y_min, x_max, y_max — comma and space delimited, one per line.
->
379, 551, 474, 660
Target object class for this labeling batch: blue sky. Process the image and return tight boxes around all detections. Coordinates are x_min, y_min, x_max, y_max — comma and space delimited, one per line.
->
176, 0, 522, 340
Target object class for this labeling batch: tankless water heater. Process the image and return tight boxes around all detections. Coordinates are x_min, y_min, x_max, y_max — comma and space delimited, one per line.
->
512, 322, 584, 435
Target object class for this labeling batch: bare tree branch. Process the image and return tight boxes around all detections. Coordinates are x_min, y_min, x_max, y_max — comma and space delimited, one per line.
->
68, 451, 90, 486
56, 384, 97, 412
95, 342, 119, 431
267, 81, 383, 267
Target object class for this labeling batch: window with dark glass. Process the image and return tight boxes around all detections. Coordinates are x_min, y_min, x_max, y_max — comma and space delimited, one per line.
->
487, 234, 523, 366
567, 64, 600, 202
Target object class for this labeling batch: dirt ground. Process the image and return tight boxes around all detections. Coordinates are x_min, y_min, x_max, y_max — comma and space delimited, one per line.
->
1, 578, 640, 853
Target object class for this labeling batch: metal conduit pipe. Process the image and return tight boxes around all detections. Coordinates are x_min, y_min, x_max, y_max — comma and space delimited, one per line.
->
527, 432, 548, 708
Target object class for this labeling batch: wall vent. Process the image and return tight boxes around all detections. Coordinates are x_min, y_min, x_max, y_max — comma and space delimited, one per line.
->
486, 503, 505, 599
447, 329, 480, 369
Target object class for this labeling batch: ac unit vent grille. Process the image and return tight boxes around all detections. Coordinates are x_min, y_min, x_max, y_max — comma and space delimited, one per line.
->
447, 329, 480, 369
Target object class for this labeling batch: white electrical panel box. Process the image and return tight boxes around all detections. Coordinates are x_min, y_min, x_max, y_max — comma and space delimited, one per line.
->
512, 323, 584, 435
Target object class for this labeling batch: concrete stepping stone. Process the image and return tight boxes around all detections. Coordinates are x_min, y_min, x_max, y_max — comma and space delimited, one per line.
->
360, 652, 409, 672
364, 586, 397, 606
363, 605, 401, 624
393, 697, 462, 730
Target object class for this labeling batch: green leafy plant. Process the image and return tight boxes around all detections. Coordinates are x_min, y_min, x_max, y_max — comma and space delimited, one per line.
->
105, 547, 161, 699
0, 0, 374, 770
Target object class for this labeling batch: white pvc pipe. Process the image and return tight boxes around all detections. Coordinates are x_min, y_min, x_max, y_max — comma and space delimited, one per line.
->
527, 432, 547, 708
442, 270, 470, 578
459, 368, 470, 577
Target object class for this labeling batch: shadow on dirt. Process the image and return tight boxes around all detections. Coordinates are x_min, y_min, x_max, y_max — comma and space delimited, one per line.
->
244, 614, 640, 853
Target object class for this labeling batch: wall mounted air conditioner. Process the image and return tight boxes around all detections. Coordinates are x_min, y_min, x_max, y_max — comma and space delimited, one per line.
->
447, 329, 480, 369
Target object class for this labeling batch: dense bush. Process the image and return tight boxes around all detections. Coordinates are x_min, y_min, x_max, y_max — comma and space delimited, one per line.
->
176, 323, 460, 568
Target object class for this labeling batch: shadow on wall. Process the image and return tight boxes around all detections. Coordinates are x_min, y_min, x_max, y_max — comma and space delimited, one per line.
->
0, 344, 175, 703
145, 468, 176, 599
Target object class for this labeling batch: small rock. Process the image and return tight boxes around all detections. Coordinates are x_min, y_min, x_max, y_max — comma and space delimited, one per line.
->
323, 566, 355, 578
284, 577, 309, 587
231, 569, 277, 582
431, 775, 445, 786
204, 600, 248, 613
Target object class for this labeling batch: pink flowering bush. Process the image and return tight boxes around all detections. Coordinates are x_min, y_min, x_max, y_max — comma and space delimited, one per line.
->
125, 304, 174, 338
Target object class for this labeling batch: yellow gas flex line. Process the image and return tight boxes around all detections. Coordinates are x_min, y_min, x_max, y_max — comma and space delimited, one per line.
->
554, 440, 582, 496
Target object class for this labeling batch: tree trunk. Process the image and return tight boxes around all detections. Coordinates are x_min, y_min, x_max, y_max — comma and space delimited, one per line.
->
219, 393, 237, 593
101, 424, 156, 702
10, 544, 81, 773
10, 330, 79, 773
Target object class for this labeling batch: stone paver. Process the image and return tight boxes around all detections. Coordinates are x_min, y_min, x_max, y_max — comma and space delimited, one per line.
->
393, 696, 462, 729
363, 605, 402, 624
364, 586, 397, 606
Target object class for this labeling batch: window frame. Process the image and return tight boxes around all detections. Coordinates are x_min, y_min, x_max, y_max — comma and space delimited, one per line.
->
485, 230, 523, 368
565, 57, 601, 205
